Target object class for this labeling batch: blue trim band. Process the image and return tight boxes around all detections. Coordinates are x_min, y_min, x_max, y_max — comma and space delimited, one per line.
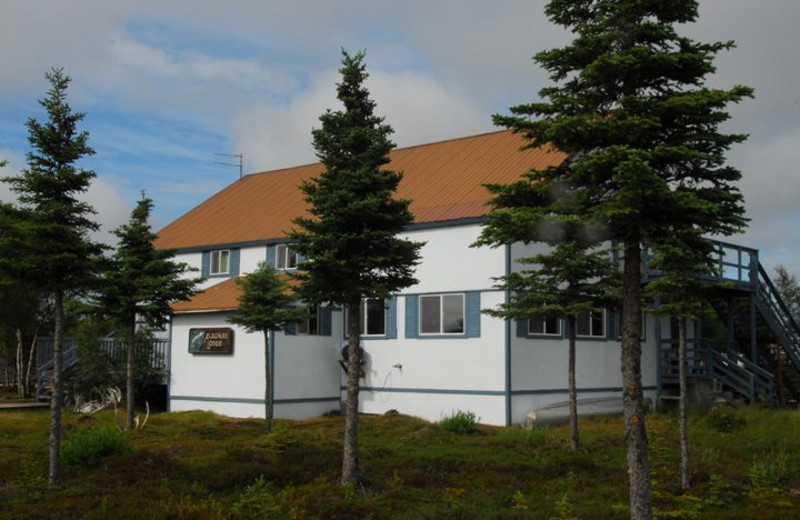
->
354, 386, 505, 397
504, 243, 512, 427
170, 395, 340, 405
510, 385, 658, 396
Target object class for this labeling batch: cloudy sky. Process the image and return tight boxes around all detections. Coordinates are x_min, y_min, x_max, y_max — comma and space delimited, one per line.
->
0, 0, 797, 272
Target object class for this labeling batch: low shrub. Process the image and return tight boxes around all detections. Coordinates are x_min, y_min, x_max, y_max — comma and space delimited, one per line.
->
439, 410, 479, 434
62, 426, 131, 467
706, 405, 746, 433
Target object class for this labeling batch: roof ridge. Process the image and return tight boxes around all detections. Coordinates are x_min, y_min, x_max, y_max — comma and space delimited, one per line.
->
242, 129, 513, 179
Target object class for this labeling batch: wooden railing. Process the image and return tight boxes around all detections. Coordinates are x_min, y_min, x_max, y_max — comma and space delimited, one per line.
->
36, 337, 169, 399
660, 340, 774, 404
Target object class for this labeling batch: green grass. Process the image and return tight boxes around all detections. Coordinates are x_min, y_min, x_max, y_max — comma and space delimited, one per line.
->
1, 406, 799, 519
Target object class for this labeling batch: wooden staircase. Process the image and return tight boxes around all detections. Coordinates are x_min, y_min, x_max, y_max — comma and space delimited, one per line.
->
654, 240, 800, 405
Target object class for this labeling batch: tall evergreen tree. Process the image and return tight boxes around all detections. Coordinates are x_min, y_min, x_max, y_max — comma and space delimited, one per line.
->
98, 194, 199, 429
228, 263, 306, 433
290, 50, 422, 488
2, 69, 104, 485
491, 2, 751, 517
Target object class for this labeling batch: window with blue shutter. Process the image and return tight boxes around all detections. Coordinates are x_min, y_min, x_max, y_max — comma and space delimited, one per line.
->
342, 297, 397, 340
201, 248, 240, 278
405, 292, 481, 339
284, 306, 331, 336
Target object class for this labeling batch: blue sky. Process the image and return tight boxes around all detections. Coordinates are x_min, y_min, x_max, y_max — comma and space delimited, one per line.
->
1, 0, 799, 273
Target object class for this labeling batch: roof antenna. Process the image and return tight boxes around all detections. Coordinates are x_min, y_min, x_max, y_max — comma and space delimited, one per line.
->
214, 153, 243, 179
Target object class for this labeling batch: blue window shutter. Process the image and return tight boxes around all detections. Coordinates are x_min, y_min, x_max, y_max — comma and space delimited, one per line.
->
465, 291, 481, 338
405, 295, 418, 339
386, 296, 398, 339
201, 251, 210, 278
266, 245, 276, 269
517, 319, 528, 338
229, 249, 240, 276
320, 306, 332, 336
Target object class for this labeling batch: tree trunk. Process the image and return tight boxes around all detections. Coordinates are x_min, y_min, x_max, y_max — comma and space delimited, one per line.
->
49, 290, 64, 486
621, 238, 653, 519
16, 328, 24, 399
568, 315, 579, 451
126, 319, 136, 430
25, 329, 38, 399
341, 300, 362, 488
678, 317, 690, 493
264, 331, 273, 433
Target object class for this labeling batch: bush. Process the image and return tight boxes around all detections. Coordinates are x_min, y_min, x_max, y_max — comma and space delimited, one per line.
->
231, 476, 282, 520
439, 410, 479, 434
62, 427, 131, 467
706, 405, 746, 433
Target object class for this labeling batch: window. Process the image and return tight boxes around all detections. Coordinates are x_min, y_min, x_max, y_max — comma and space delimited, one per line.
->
345, 298, 386, 336
528, 314, 561, 336
420, 294, 464, 334
615, 309, 646, 340
275, 244, 298, 270
296, 307, 319, 335
210, 250, 230, 275
576, 310, 606, 338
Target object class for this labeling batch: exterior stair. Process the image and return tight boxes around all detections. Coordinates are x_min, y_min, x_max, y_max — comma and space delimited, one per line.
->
655, 240, 800, 406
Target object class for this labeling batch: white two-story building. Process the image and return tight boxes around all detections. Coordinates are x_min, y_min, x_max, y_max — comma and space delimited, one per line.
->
157, 130, 789, 426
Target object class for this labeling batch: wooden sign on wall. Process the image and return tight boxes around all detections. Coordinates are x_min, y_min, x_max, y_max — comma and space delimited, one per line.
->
188, 328, 234, 355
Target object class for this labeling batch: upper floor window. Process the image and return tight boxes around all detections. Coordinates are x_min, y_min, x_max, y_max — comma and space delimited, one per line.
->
275, 244, 298, 270
529, 314, 562, 336
210, 250, 230, 275
576, 309, 606, 338
420, 293, 464, 335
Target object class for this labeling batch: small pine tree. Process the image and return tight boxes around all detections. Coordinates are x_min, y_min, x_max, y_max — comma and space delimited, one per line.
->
478, 174, 619, 450
646, 231, 716, 493
290, 50, 422, 487
227, 263, 305, 432
98, 193, 199, 429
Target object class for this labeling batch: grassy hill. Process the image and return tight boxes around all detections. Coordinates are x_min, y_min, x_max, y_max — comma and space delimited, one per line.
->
1, 405, 799, 519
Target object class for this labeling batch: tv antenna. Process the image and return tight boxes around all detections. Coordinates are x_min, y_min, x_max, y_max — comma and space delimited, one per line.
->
214, 153, 243, 179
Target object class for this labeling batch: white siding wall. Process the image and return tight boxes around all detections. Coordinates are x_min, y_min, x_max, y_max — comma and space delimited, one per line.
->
169, 311, 340, 419
167, 224, 665, 426
506, 241, 661, 424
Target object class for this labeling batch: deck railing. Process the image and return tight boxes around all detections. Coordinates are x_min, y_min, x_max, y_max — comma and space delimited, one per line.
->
36, 337, 169, 399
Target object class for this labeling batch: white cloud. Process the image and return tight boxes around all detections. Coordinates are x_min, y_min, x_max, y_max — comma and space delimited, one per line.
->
83, 177, 132, 246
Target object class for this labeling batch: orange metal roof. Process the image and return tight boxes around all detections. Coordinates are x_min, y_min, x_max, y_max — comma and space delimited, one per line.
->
155, 130, 566, 251
172, 277, 243, 313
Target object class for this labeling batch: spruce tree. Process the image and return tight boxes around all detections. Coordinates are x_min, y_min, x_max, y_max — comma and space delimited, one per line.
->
477, 174, 619, 450
98, 194, 199, 429
492, 2, 751, 517
291, 50, 422, 487
645, 231, 716, 493
228, 263, 305, 432
2, 69, 104, 485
